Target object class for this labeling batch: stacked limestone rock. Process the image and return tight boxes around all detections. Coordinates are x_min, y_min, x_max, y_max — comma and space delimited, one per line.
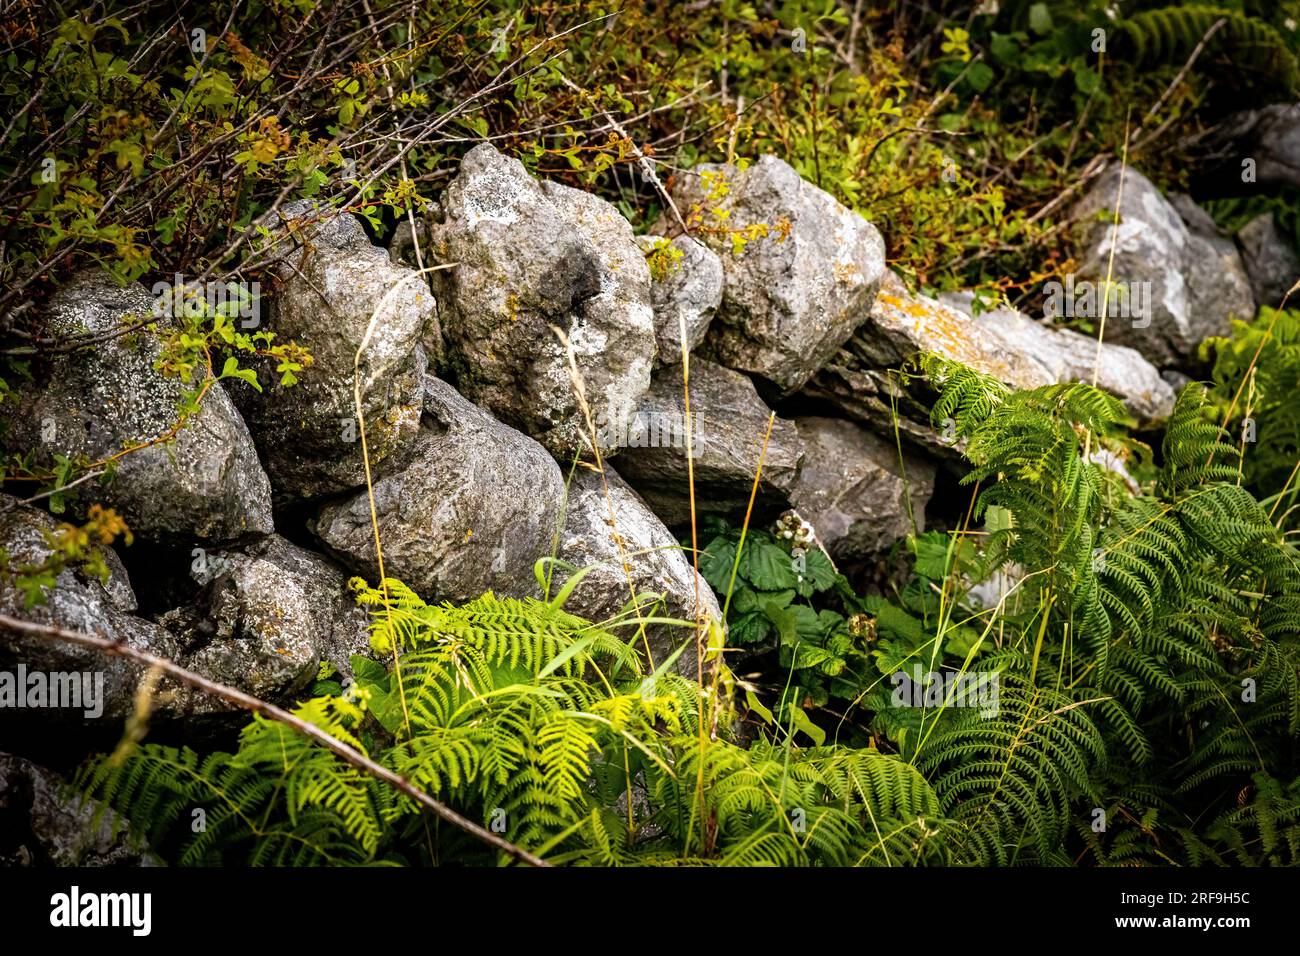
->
2, 133, 1290, 841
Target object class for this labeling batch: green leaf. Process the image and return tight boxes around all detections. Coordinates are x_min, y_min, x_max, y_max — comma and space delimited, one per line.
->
730, 611, 771, 644
966, 61, 994, 92
989, 31, 1021, 68
788, 705, 826, 746
743, 539, 797, 590
912, 532, 953, 580
734, 587, 793, 615
1028, 3, 1053, 35
699, 535, 737, 593
764, 603, 822, 647
1073, 63, 1100, 95
794, 548, 838, 597
350, 655, 390, 688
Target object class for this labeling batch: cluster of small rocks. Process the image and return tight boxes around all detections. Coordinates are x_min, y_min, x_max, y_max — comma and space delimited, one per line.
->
2, 104, 1297, 859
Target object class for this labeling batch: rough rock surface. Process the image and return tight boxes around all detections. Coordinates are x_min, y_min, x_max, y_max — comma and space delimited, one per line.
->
615, 359, 804, 525
312, 376, 566, 603
790, 417, 935, 561
1201, 104, 1300, 192
635, 234, 723, 364
0, 494, 187, 723
940, 291, 1177, 422
1071, 163, 1255, 367
1, 271, 273, 543
158, 534, 372, 704
557, 467, 721, 677
241, 201, 436, 502
423, 144, 655, 459
1237, 212, 1300, 309
0, 752, 154, 866
805, 272, 1174, 459
664, 155, 886, 392
0, 497, 356, 725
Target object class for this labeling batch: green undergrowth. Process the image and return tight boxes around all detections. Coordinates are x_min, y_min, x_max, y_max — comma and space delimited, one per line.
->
77, 354, 1300, 866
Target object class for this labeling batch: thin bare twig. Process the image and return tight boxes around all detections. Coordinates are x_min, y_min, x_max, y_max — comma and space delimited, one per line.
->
0, 611, 551, 867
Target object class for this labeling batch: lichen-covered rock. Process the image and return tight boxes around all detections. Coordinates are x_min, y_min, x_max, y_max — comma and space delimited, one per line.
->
311, 376, 566, 603
1, 271, 273, 543
790, 417, 935, 561
0, 497, 362, 727
635, 234, 723, 365
0, 752, 155, 866
1237, 212, 1300, 308
557, 467, 721, 677
241, 203, 436, 502
663, 155, 886, 392
615, 359, 804, 526
805, 272, 1174, 460
423, 144, 655, 459
939, 291, 1176, 423
274, 198, 371, 251
1071, 163, 1255, 367
158, 534, 372, 705
0, 494, 187, 723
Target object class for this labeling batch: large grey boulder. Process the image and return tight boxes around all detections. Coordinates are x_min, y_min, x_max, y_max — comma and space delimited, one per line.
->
1, 271, 273, 543
805, 272, 1174, 460
422, 144, 655, 459
635, 234, 723, 365
241, 201, 436, 502
1237, 212, 1300, 309
556, 467, 721, 678
158, 534, 372, 705
1070, 163, 1255, 368
0, 753, 154, 866
664, 155, 886, 392
614, 359, 804, 526
312, 376, 566, 604
790, 417, 935, 561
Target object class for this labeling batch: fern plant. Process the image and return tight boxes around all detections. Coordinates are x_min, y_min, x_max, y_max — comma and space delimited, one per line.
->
75, 349, 1300, 867
78, 577, 955, 866
904, 352, 1300, 865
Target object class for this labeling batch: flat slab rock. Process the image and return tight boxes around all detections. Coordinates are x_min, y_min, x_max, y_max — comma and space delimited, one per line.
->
806, 271, 1175, 459
311, 375, 566, 604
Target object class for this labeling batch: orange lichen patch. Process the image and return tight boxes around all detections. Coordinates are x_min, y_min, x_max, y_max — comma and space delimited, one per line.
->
834, 260, 865, 284
870, 286, 1049, 390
